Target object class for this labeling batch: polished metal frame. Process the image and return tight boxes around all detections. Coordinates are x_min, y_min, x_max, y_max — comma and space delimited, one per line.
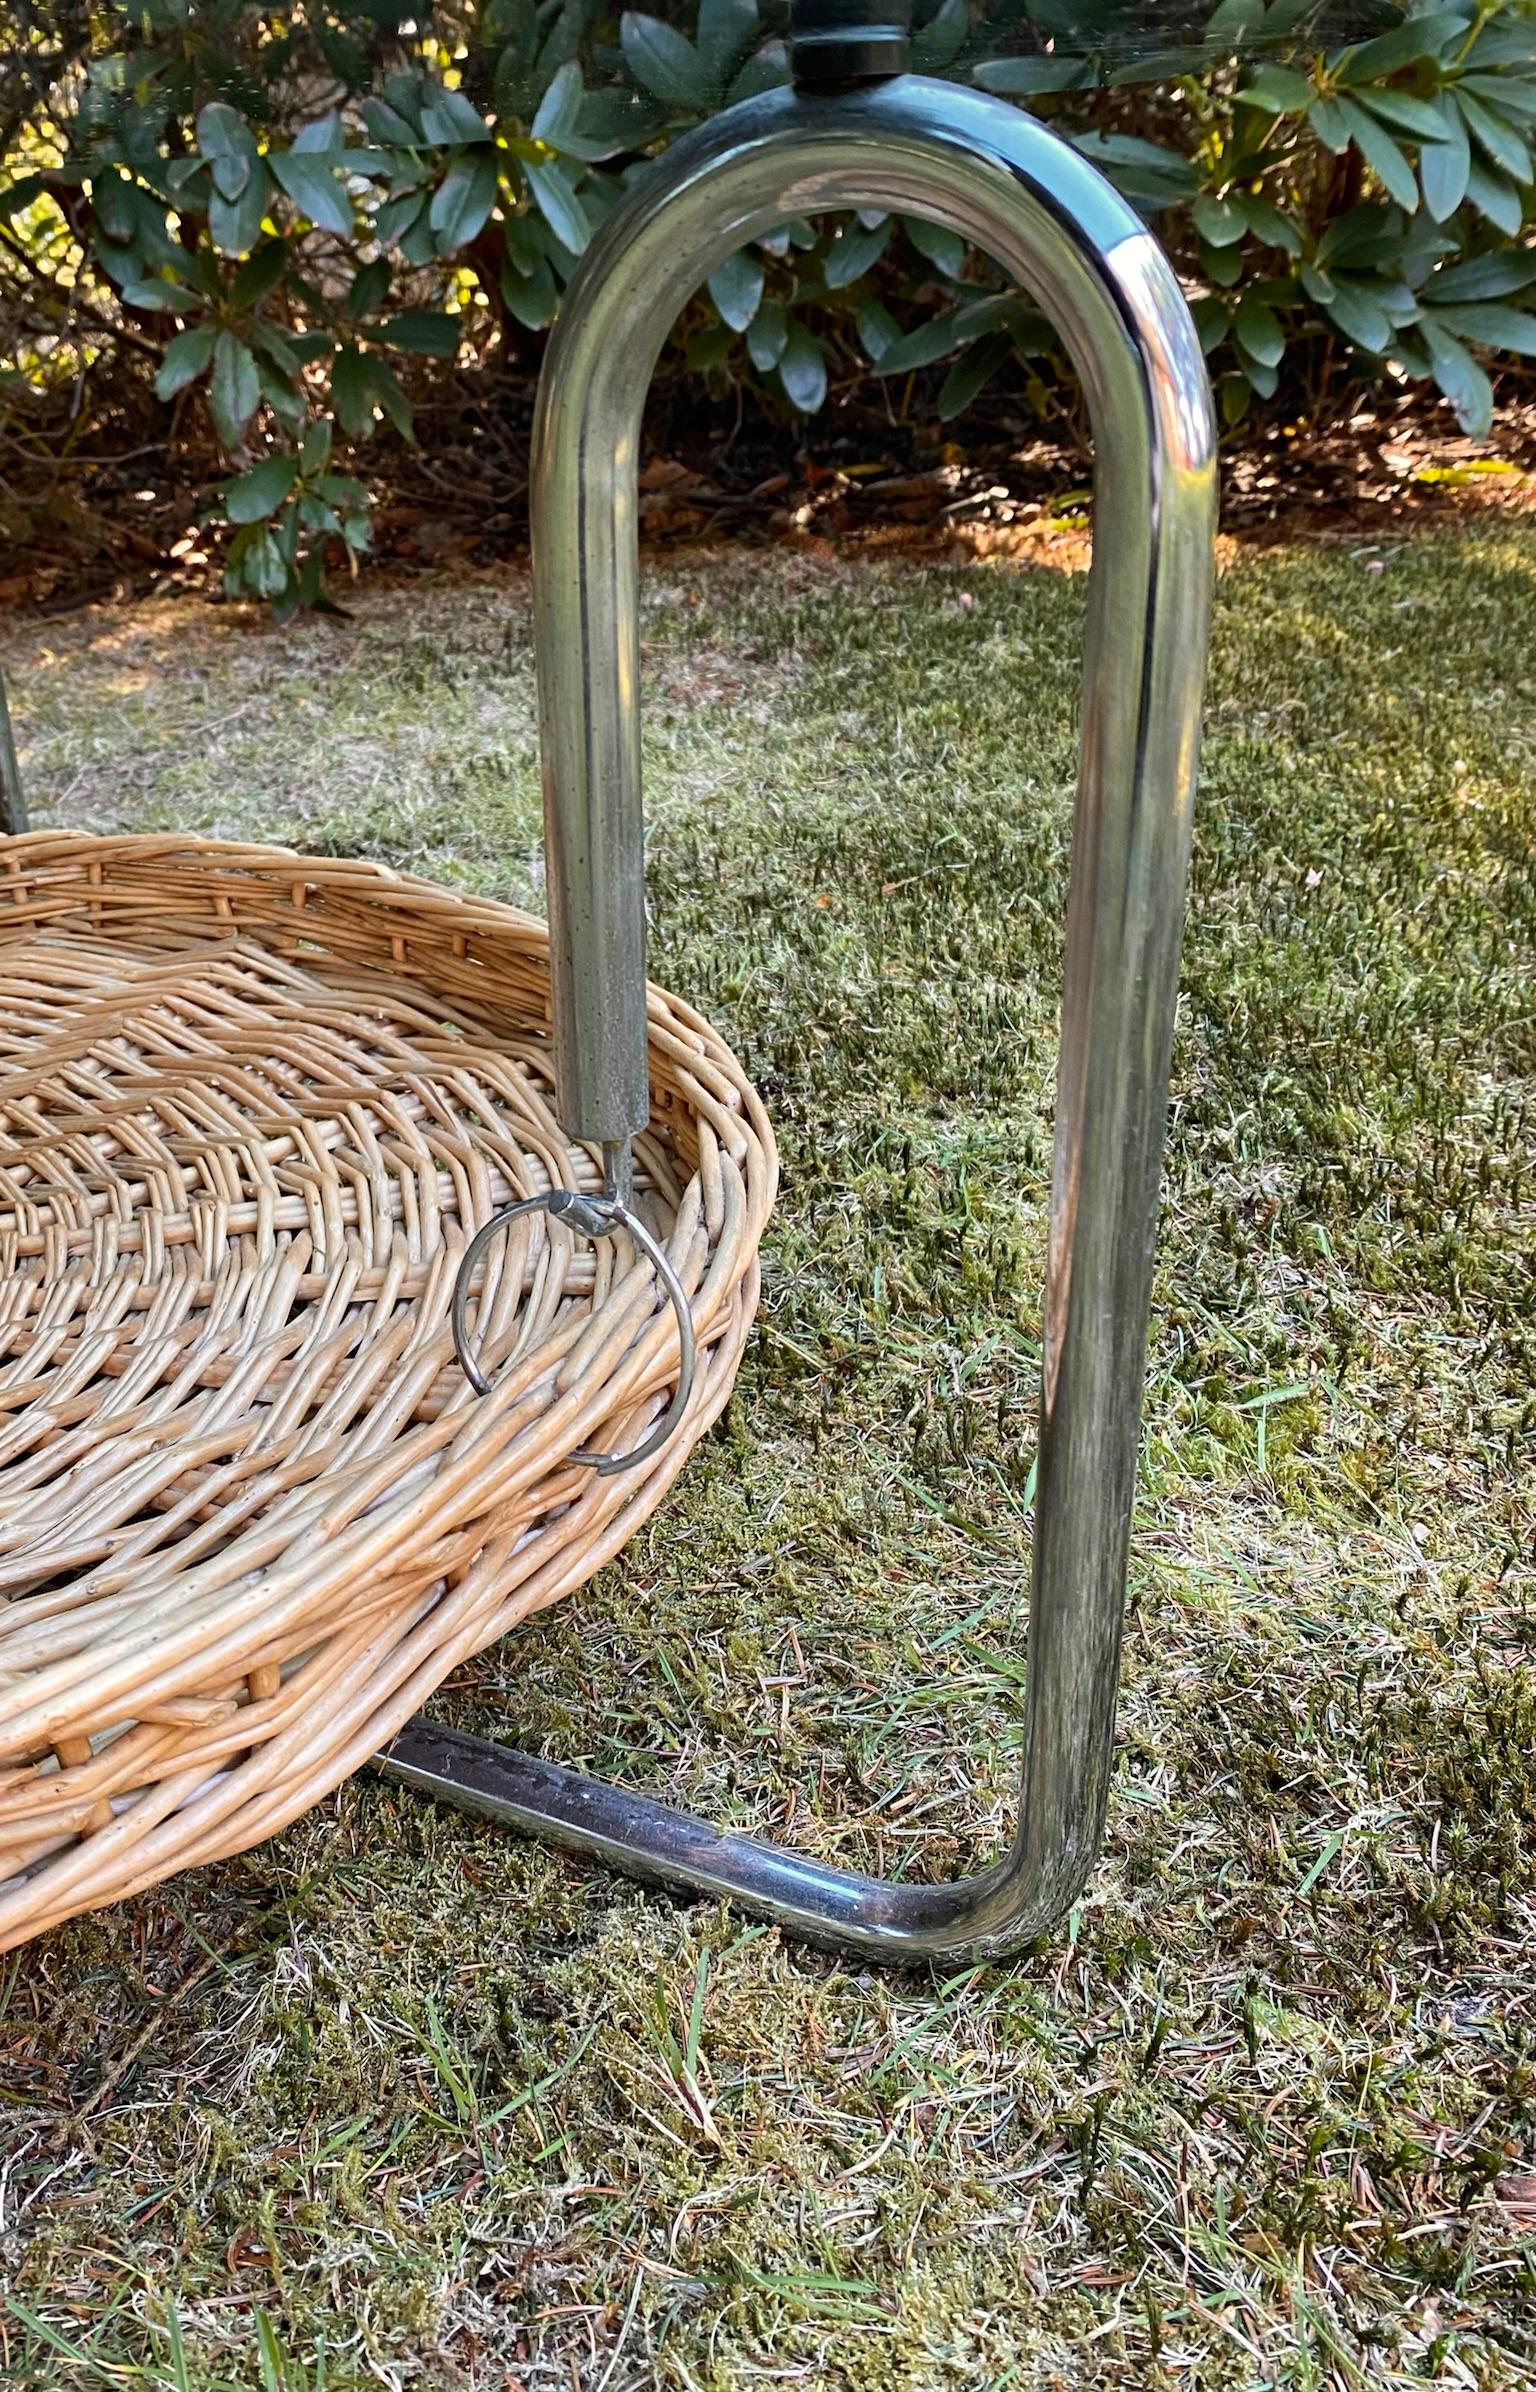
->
380, 69, 1217, 1963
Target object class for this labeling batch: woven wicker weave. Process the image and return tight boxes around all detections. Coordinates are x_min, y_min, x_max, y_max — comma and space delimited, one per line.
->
0, 833, 775, 1950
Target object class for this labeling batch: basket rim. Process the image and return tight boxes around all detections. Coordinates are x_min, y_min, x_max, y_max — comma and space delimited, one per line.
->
0, 827, 777, 1946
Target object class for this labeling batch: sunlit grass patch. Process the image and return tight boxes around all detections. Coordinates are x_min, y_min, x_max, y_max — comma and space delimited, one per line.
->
0, 528, 1531, 2390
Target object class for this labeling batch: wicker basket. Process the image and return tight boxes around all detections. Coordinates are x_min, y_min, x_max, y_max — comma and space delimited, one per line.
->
0, 833, 775, 1950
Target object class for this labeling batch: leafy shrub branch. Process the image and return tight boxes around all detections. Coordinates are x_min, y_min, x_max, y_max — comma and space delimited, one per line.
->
3, 0, 1534, 609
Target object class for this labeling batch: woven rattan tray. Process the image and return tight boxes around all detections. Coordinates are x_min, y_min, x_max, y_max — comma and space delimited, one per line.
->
0, 833, 775, 1949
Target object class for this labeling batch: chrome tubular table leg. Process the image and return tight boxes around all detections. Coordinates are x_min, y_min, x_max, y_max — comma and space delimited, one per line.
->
379, 28, 1217, 1965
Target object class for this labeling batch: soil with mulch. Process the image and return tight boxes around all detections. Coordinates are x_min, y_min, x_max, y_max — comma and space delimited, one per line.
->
4, 361, 1536, 618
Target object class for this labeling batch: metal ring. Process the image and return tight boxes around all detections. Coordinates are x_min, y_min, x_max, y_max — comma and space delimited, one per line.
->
450, 1189, 698, 1477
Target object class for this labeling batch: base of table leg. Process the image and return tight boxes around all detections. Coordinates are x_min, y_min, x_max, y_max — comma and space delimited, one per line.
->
376, 1716, 1072, 1965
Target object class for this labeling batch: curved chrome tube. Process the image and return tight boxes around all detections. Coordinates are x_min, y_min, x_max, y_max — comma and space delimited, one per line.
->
382, 74, 1216, 1962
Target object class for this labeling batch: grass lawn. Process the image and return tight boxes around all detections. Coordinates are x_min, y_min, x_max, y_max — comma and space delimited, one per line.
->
0, 525, 1532, 2391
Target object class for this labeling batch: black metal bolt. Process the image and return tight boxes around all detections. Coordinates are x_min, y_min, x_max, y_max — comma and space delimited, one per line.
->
789, 0, 913, 92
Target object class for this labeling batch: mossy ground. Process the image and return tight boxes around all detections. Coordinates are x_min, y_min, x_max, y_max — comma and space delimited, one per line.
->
0, 528, 1532, 2391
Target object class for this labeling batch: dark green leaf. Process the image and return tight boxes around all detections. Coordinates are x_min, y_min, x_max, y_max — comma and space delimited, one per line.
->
872, 312, 968, 374
533, 61, 583, 144
330, 348, 414, 442
376, 310, 460, 356
503, 212, 547, 276
418, 86, 493, 144
0, 173, 45, 221
364, 354, 413, 439
824, 218, 891, 288
1207, 0, 1266, 41
569, 89, 661, 159
620, 13, 712, 107
501, 256, 559, 327
697, 0, 759, 83
1420, 112, 1472, 221
1308, 95, 1355, 154
1304, 266, 1394, 351
904, 215, 967, 279
1422, 316, 1494, 432
1192, 293, 1230, 353
1356, 88, 1447, 143
778, 324, 827, 412
300, 417, 332, 475
232, 238, 289, 312
209, 150, 251, 204
1460, 73, 1536, 123
1464, 157, 1524, 233
271, 150, 354, 238
708, 248, 764, 332
494, 38, 536, 120
525, 159, 589, 254
208, 164, 270, 258
292, 114, 342, 157
347, 257, 392, 320
153, 322, 216, 400
1109, 45, 1209, 84
225, 452, 298, 523
746, 295, 789, 369
374, 190, 426, 248
225, 524, 290, 602
256, 358, 303, 435
1429, 250, 1536, 302
855, 296, 899, 362
121, 276, 202, 311
196, 101, 256, 162
1235, 193, 1302, 253
1234, 292, 1285, 366
210, 330, 261, 443
286, 541, 337, 621
1069, 130, 1199, 204
1429, 300, 1536, 352
1335, 97, 1419, 210
429, 149, 499, 251
317, 472, 371, 506
912, 0, 968, 73
952, 294, 1017, 341
331, 344, 373, 438
973, 55, 1092, 94
362, 96, 420, 146
1240, 63, 1312, 113
687, 323, 736, 371
247, 318, 301, 376
937, 332, 1011, 421
92, 165, 141, 247
1333, 9, 1466, 82
1456, 87, 1533, 184
727, 40, 791, 103
1464, 21, 1536, 68
1193, 194, 1246, 247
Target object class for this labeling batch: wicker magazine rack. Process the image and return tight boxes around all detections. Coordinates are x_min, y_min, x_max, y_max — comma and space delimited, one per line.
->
0, 835, 773, 1949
